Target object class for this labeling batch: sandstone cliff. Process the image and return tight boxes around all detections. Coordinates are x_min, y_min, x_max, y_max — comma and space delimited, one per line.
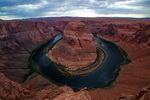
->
82, 19, 150, 47
0, 18, 150, 99
48, 21, 97, 70
0, 21, 67, 82
0, 72, 91, 100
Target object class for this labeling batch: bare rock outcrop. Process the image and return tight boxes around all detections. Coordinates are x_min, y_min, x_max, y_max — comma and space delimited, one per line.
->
0, 21, 66, 82
0, 18, 150, 100
0, 72, 91, 100
48, 21, 97, 70
0, 73, 33, 99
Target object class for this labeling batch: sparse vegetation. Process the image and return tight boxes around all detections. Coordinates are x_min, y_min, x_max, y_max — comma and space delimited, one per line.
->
87, 35, 132, 90
54, 48, 105, 76
25, 34, 131, 91
24, 36, 56, 81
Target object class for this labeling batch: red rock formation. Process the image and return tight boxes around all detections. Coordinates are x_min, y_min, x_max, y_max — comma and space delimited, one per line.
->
0, 18, 150, 99
0, 72, 91, 100
85, 19, 150, 100
48, 21, 97, 70
140, 92, 150, 100
22, 73, 59, 91
0, 73, 33, 99
53, 88, 91, 100
83, 19, 150, 47
127, 24, 150, 45
0, 21, 66, 82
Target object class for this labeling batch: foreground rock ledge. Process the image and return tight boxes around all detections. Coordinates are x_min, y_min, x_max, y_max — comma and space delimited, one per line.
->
48, 21, 98, 75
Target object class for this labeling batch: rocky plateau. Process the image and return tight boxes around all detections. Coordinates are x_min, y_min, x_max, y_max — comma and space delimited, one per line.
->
0, 18, 150, 100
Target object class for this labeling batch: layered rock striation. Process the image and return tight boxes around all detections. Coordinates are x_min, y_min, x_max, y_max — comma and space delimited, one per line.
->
48, 21, 97, 74
0, 72, 91, 100
0, 21, 66, 82
0, 18, 150, 99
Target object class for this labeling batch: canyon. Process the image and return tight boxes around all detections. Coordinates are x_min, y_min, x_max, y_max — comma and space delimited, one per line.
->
0, 18, 150, 99
48, 21, 99, 75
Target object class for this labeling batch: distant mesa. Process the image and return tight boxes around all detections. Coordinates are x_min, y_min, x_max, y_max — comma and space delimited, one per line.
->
48, 21, 100, 75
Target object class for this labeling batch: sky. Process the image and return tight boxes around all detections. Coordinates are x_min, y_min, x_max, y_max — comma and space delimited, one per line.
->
0, 0, 150, 20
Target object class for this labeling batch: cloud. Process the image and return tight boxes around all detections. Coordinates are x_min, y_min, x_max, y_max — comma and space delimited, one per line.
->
0, 0, 149, 20
127, 0, 150, 8
93, 0, 150, 15
0, 0, 50, 17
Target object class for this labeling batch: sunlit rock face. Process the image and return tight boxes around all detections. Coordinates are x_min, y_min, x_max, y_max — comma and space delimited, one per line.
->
48, 21, 97, 69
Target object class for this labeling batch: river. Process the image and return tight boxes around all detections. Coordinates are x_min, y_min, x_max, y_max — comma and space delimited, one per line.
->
33, 34, 125, 88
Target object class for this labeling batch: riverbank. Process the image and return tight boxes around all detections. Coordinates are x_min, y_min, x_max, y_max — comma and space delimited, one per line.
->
89, 36, 150, 99
54, 48, 105, 76
94, 36, 131, 88
28, 34, 127, 89
24, 36, 57, 81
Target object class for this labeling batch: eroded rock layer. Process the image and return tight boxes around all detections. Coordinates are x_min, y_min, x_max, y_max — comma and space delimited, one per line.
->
0, 18, 150, 99
0, 72, 91, 100
48, 21, 97, 70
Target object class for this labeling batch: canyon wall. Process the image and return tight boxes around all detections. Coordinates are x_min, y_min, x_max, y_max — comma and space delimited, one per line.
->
0, 72, 91, 100
82, 19, 150, 47
0, 21, 66, 82
0, 18, 150, 99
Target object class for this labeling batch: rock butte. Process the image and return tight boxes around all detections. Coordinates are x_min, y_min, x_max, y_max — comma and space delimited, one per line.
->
48, 21, 97, 71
